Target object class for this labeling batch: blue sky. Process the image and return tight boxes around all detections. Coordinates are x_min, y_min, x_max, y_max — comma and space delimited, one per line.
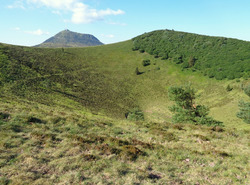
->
1, 0, 250, 46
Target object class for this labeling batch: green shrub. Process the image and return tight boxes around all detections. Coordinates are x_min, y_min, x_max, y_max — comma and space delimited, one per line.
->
0, 112, 10, 120
173, 55, 183, 64
0, 177, 10, 185
27, 116, 45, 124
237, 83, 250, 123
188, 56, 196, 67
135, 67, 142, 75
226, 85, 233, 92
139, 49, 145, 53
237, 100, 250, 123
126, 108, 144, 121
161, 53, 169, 60
132, 47, 138, 51
244, 84, 250, 97
142, 59, 151, 66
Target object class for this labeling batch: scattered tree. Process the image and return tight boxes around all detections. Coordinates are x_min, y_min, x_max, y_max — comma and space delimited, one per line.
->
237, 84, 250, 123
168, 85, 222, 126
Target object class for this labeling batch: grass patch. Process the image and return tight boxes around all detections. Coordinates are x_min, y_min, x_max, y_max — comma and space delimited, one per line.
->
0, 103, 249, 184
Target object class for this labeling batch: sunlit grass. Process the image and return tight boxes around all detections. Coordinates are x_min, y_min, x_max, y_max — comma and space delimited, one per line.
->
0, 98, 249, 184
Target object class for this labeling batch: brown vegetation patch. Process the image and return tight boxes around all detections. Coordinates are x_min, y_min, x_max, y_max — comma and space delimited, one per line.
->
172, 124, 185, 130
131, 138, 154, 149
95, 143, 121, 155
67, 134, 105, 144
120, 145, 144, 161
30, 131, 57, 141
81, 154, 98, 161
193, 134, 210, 141
211, 126, 224, 132
107, 137, 129, 146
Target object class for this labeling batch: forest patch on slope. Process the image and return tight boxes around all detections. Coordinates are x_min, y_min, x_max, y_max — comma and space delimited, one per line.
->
132, 29, 250, 80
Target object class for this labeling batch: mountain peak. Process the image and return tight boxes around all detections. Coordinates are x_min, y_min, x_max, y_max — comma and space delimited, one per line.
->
62, 29, 71, 33
35, 30, 103, 48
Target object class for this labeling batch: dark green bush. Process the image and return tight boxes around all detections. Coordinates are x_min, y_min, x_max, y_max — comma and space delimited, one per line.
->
226, 85, 233, 92
135, 67, 142, 75
139, 49, 145, 53
237, 100, 250, 123
142, 59, 151, 66
244, 84, 250, 97
237, 85, 250, 123
27, 116, 45, 124
126, 108, 144, 121
0, 112, 10, 120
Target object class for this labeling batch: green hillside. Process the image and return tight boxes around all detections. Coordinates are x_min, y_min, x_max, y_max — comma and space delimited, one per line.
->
133, 29, 250, 80
0, 40, 249, 126
35, 29, 103, 48
0, 35, 250, 184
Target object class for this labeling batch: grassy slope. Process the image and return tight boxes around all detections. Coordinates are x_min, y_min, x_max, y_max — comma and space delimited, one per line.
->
65, 41, 250, 129
0, 93, 249, 184
1, 40, 249, 128
0, 40, 249, 184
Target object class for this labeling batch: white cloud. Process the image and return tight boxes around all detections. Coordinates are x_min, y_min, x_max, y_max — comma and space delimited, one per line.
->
14, 27, 21, 31
71, 3, 124, 24
25, 29, 49, 35
7, 0, 25, 9
24, 0, 125, 24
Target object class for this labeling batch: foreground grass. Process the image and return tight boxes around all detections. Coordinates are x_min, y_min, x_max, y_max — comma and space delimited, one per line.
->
0, 96, 249, 185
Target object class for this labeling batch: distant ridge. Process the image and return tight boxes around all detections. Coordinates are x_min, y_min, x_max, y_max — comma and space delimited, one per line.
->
35, 29, 104, 48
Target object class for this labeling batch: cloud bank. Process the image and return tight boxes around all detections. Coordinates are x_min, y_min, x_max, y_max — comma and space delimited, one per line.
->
26, 0, 125, 24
